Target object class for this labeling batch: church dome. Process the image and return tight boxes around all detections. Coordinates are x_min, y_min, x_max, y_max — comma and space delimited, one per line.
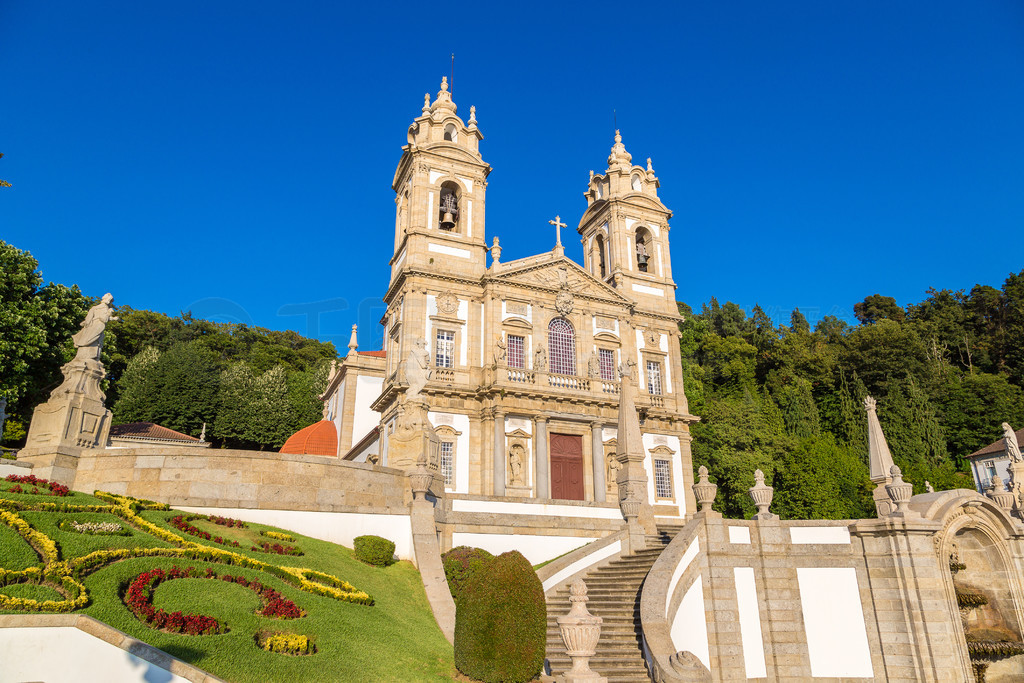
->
280, 420, 337, 457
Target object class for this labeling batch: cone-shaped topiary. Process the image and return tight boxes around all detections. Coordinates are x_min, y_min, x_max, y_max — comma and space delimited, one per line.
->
454, 550, 546, 683
442, 545, 494, 604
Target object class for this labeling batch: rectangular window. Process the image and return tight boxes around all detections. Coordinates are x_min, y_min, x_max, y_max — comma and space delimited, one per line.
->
508, 335, 525, 368
440, 441, 454, 486
654, 458, 672, 499
646, 360, 663, 395
598, 348, 616, 381
435, 330, 455, 368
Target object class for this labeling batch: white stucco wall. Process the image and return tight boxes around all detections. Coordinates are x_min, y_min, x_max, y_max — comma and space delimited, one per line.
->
177, 507, 415, 562
734, 566, 767, 678
429, 411, 471, 494
0, 626, 189, 683
796, 567, 873, 678
353, 375, 383, 447
670, 575, 710, 670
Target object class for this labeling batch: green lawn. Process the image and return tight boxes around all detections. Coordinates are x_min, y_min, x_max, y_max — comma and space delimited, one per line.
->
0, 487, 456, 682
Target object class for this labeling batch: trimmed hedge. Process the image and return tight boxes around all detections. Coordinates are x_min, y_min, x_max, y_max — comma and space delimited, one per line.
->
441, 546, 494, 604
353, 535, 396, 566
453, 551, 546, 683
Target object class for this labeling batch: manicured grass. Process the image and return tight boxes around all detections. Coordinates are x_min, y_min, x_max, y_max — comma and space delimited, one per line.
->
0, 489, 108, 506
0, 492, 457, 682
0, 583, 63, 601
0, 521, 39, 570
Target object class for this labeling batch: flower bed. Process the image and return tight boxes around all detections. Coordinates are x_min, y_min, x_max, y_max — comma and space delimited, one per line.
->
209, 515, 246, 529
124, 565, 306, 635
58, 519, 129, 536
170, 515, 241, 547
261, 530, 295, 542
5, 475, 70, 497
252, 541, 303, 556
256, 630, 317, 656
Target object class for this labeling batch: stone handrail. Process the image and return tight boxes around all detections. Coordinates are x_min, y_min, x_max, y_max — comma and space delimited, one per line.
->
537, 529, 629, 596
548, 373, 590, 391
507, 367, 535, 384
639, 515, 712, 682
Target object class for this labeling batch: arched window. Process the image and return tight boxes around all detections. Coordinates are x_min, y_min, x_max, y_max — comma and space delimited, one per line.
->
547, 318, 576, 376
595, 234, 607, 278
443, 123, 458, 142
635, 227, 653, 274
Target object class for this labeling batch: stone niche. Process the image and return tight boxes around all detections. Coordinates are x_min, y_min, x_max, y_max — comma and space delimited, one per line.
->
948, 526, 1024, 682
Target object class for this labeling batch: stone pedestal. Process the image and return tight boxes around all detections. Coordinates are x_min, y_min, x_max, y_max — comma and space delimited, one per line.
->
505, 484, 532, 498
387, 400, 440, 470
22, 356, 111, 463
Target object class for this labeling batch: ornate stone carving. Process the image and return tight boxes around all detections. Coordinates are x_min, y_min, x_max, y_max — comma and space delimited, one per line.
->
556, 579, 607, 683
493, 334, 507, 365
644, 329, 659, 348
885, 465, 914, 515
748, 469, 777, 520
555, 288, 574, 316
409, 464, 433, 500
404, 338, 431, 400
595, 315, 615, 331
587, 353, 601, 379
506, 300, 528, 315
436, 291, 459, 317
692, 466, 718, 513
988, 474, 1016, 512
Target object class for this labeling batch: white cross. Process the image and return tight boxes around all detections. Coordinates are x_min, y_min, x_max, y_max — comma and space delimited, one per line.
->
548, 215, 567, 247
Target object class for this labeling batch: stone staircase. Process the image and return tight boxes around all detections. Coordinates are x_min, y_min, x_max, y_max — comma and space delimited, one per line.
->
545, 526, 682, 682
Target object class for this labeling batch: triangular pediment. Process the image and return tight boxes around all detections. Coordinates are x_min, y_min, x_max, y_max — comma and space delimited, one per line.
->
491, 254, 632, 305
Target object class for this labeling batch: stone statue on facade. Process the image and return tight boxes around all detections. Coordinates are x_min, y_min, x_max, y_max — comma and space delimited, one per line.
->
405, 338, 431, 400
1002, 423, 1021, 463
493, 334, 507, 365
509, 444, 525, 486
587, 352, 601, 379
535, 344, 547, 372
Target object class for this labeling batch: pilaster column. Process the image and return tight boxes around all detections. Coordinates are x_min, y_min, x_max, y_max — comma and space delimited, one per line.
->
591, 421, 606, 503
493, 408, 506, 497
536, 416, 550, 499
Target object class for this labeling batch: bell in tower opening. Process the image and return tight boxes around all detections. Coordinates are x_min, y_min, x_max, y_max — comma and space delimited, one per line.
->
439, 183, 459, 231
636, 235, 649, 272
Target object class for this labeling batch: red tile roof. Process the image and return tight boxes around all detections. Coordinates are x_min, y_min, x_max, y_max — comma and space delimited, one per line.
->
280, 420, 338, 457
110, 422, 201, 442
970, 428, 1024, 458
359, 350, 387, 358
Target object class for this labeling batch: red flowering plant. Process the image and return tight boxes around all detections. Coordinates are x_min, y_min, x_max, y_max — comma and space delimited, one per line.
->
208, 515, 246, 528
169, 515, 241, 548
4, 475, 70, 497
123, 565, 305, 633
252, 541, 303, 557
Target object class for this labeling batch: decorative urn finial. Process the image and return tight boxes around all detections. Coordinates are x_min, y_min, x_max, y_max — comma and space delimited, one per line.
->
692, 465, 718, 513
885, 465, 914, 515
556, 580, 606, 683
748, 469, 777, 520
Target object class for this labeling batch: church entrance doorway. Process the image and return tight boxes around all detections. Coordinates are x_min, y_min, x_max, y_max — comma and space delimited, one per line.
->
550, 433, 584, 501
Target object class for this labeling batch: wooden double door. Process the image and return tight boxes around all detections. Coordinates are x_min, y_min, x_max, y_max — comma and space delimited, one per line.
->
550, 433, 584, 501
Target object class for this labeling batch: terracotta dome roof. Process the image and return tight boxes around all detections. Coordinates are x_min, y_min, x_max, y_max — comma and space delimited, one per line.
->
280, 420, 337, 457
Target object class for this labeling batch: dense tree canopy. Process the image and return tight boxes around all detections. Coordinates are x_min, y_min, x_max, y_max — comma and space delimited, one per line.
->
683, 270, 1024, 519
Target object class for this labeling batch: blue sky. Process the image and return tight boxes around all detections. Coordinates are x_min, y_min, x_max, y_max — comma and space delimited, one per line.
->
3, 1, 1022, 352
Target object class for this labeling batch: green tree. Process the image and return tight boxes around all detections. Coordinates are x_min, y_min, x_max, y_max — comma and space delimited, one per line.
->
288, 360, 332, 431
0, 241, 90, 430
933, 371, 1024, 466
774, 378, 821, 438
253, 365, 294, 449
841, 319, 929, 397
854, 294, 905, 324
146, 341, 221, 437
213, 362, 259, 449
111, 347, 161, 423
790, 308, 810, 334
772, 434, 872, 520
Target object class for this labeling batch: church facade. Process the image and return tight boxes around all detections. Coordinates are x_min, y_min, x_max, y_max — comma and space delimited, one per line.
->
322, 78, 698, 518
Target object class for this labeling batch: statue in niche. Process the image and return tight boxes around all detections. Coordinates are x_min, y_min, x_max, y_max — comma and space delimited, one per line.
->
509, 443, 525, 486
535, 344, 547, 372
606, 452, 621, 491
493, 334, 507, 365
587, 352, 601, 379
405, 338, 431, 401
1003, 422, 1022, 463
72, 293, 117, 361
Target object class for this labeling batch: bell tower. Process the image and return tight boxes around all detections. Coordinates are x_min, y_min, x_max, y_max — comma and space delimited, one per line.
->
389, 78, 491, 285
577, 131, 677, 316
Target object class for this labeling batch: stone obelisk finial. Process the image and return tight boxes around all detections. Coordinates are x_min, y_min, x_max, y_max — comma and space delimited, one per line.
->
348, 324, 359, 354
865, 396, 896, 516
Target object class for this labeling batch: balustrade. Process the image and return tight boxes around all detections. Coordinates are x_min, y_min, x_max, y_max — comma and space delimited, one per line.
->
549, 373, 590, 391
507, 368, 535, 384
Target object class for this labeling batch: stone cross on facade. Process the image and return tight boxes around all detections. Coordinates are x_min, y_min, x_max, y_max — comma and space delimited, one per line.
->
549, 215, 567, 248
